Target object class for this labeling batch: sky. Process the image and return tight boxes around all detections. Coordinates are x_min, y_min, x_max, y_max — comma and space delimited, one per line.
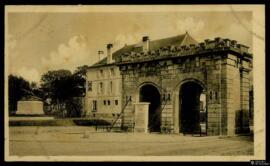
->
6, 8, 253, 83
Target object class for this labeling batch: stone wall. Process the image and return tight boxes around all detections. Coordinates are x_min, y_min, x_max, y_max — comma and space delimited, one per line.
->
83, 37, 254, 135
238, 60, 251, 133
119, 49, 252, 135
119, 55, 217, 133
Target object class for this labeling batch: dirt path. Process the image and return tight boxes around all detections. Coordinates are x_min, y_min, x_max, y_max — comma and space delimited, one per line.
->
8, 126, 254, 156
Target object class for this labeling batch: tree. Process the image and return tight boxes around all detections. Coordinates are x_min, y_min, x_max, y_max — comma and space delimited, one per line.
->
8, 75, 31, 114
40, 69, 86, 117
40, 69, 72, 101
30, 82, 37, 89
73, 65, 89, 96
74, 65, 89, 79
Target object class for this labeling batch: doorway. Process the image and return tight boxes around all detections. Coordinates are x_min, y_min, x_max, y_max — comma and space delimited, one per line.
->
180, 81, 204, 133
139, 84, 161, 132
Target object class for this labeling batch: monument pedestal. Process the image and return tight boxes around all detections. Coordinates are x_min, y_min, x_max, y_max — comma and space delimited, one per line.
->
134, 102, 150, 133
16, 100, 44, 115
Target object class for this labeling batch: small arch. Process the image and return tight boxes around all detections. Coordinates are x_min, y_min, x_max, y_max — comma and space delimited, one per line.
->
137, 81, 163, 95
139, 84, 161, 132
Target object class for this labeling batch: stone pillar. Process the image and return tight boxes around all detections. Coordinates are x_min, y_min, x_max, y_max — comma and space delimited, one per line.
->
134, 102, 150, 133
174, 95, 180, 133
225, 54, 241, 136
239, 68, 250, 133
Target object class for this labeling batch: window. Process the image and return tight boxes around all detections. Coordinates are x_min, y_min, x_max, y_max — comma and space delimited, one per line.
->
195, 57, 200, 67
92, 100, 97, 111
100, 70, 103, 77
107, 100, 110, 105
88, 81, 92, 91
115, 100, 118, 105
109, 81, 113, 94
167, 93, 171, 101
110, 68, 115, 77
104, 100, 106, 105
98, 82, 103, 94
209, 91, 212, 100
162, 94, 166, 101
215, 92, 218, 100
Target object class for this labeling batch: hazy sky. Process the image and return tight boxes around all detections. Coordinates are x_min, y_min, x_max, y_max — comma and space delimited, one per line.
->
6, 9, 252, 83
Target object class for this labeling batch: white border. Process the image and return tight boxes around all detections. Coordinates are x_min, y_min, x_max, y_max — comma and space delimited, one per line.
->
5, 5, 265, 162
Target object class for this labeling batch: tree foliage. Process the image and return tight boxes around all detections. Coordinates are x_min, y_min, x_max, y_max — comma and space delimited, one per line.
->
40, 69, 85, 103
40, 68, 87, 117
40, 69, 72, 99
8, 75, 32, 114
8, 66, 88, 117
74, 65, 89, 79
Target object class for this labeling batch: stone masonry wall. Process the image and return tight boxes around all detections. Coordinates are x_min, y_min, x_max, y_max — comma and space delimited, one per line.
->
225, 54, 241, 135
120, 52, 251, 135
205, 57, 224, 135
238, 61, 251, 133
120, 57, 212, 133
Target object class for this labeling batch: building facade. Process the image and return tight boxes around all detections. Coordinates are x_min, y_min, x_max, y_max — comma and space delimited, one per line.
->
85, 32, 253, 135
85, 44, 122, 122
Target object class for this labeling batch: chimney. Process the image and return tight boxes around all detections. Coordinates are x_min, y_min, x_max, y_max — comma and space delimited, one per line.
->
142, 36, 150, 52
107, 43, 113, 64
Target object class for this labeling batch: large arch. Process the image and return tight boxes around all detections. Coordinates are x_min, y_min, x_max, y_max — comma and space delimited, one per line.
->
179, 81, 204, 133
173, 78, 207, 134
139, 84, 161, 132
179, 78, 207, 91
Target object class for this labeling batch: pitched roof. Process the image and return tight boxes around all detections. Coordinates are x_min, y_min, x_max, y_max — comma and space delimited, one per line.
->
92, 32, 197, 67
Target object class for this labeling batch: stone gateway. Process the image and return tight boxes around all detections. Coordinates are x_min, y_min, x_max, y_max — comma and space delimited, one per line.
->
85, 32, 252, 136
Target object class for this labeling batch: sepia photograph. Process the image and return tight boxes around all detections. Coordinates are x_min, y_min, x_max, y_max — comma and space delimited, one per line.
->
4, 5, 266, 162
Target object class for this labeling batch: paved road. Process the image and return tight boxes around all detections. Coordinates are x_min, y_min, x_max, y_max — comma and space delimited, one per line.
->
8, 126, 253, 156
